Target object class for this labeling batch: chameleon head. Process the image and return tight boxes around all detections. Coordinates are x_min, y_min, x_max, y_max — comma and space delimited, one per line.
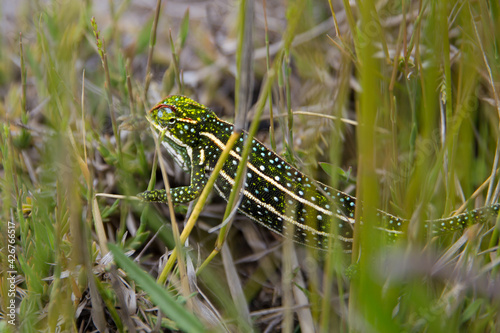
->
147, 95, 213, 146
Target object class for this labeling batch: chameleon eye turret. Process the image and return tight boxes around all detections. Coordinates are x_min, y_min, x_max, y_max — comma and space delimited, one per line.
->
149, 104, 177, 129
139, 95, 500, 252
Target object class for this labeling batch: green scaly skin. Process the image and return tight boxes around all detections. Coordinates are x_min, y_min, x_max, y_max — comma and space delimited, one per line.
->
139, 95, 500, 252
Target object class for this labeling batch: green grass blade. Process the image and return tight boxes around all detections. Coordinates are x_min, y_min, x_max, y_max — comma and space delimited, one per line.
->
108, 243, 206, 332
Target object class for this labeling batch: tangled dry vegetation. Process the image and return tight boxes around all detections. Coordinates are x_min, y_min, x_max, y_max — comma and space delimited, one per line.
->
1, 0, 500, 332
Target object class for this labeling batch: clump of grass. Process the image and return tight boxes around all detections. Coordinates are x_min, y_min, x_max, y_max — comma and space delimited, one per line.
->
1, 0, 500, 332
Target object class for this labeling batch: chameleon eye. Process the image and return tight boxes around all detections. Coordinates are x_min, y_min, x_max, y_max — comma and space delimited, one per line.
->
168, 118, 176, 125
152, 104, 176, 118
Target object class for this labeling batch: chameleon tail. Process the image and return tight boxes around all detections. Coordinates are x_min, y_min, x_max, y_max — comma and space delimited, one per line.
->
426, 204, 500, 235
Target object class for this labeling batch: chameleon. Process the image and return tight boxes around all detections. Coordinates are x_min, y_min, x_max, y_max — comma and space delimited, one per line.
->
139, 95, 500, 252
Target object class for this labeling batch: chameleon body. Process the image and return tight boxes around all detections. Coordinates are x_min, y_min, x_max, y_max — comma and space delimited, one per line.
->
139, 95, 500, 252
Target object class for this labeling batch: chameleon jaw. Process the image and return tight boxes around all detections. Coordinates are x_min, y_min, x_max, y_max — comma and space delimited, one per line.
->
146, 115, 186, 148
146, 115, 194, 172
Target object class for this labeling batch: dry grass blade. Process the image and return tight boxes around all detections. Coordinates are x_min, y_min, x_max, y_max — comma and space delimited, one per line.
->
221, 244, 253, 331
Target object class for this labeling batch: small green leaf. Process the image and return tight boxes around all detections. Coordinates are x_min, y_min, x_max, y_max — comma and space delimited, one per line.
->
178, 9, 190, 49
461, 299, 484, 323
100, 199, 120, 219
137, 18, 154, 54
319, 162, 352, 182
319, 162, 335, 177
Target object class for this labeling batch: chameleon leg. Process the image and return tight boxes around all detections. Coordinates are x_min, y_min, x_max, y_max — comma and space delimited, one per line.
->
138, 164, 207, 204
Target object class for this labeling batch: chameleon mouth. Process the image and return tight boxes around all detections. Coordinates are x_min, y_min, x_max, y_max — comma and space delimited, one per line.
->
145, 115, 159, 128
145, 115, 188, 149
145, 114, 168, 133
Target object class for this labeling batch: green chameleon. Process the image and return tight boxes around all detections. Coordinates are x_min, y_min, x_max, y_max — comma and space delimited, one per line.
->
139, 95, 499, 252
